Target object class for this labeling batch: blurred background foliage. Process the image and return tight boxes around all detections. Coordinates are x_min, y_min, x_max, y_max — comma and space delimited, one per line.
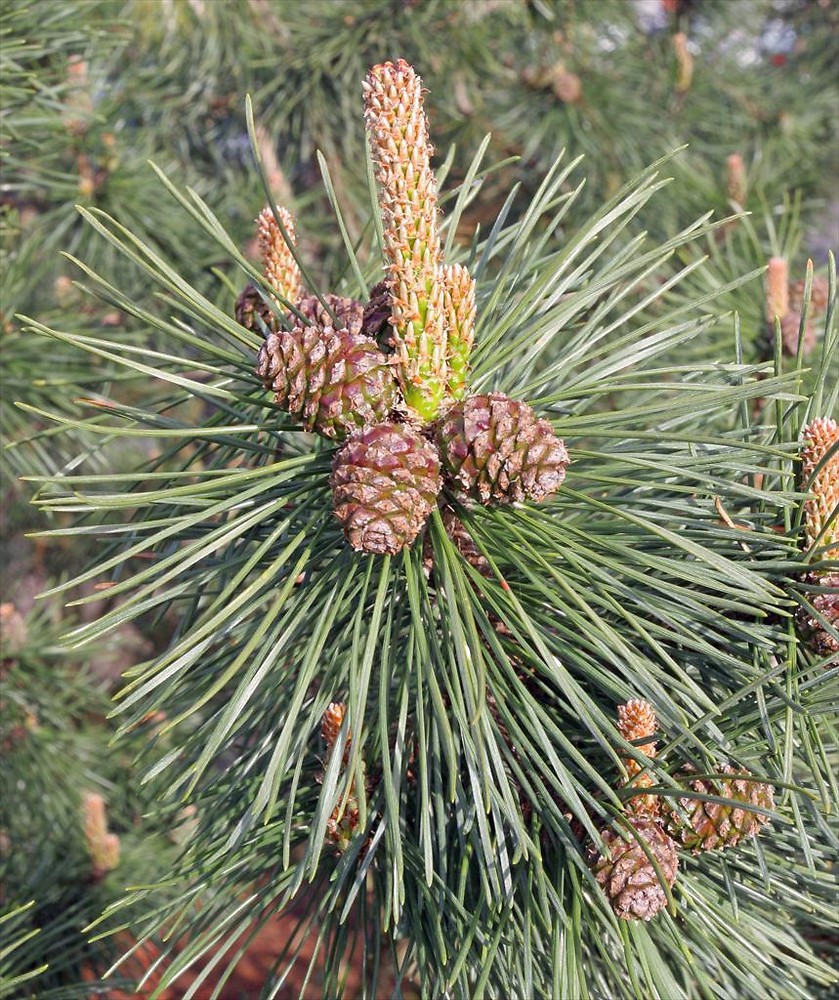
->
1, 0, 837, 995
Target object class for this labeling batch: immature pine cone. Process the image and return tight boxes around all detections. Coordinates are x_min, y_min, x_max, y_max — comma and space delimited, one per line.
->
591, 819, 678, 921
661, 765, 774, 852
796, 572, 839, 658
617, 699, 659, 817
331, 423, 442, 555
435, 393, 568, 504
235, 282, 276, 333
789, 274, 830, 316
294, 294, 364, 335
800, 417, 839, 562
778, 310, 816, 358
256, 324, 396, 439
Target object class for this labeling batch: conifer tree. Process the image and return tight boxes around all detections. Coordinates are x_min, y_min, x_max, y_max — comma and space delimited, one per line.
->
3, 2, 838, 997
15, 45, 838, 997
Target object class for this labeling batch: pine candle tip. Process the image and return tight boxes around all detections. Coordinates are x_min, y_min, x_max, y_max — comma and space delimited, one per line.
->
83, 791, 120, 876
82, 791, 108, 842
616, 700, 659, 813
766, 256, 789, 320
725, 153, 747, 204
617, 699, 657, 749
672, 32, 694, 93
0, 602, 27, 653
363, 56, 447, 420
257, 205, 301, 307
322, 701, 347, 747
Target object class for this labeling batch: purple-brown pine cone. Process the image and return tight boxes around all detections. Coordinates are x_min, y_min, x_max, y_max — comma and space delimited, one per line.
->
590, 819, 678, 922
796, 573, 839, 658
330, 423, 442, 555
435, 393, 568, 504
256, 324, 396, 439
294, 294, 364, 335
235, 283, 276, 333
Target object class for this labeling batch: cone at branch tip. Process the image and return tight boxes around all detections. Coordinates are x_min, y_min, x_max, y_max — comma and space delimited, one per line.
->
363, 59, 448, 421
726, 153, 747, 205
256, 323, 396, 440
435, 393, 568, 504
660, 765, 775, 852
796, 572, 839, 658
766, 256, 789, 321
331, 422, 442, 555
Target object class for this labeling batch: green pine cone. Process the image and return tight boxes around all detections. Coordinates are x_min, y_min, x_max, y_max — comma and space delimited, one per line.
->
661, 765, 775, 852
435, 393, 568, 504
256, 324, 397, 440
330, 423, 442, 555
590, 819, 678, 922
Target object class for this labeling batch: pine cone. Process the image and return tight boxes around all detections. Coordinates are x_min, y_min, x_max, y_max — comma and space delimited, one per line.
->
435, 393, 568, 504
591, 819, 678, 921
235, 282, 276, 333
294, 294, 364, 336
661, 765, 775, 852
256, 324, 396, 439
777, 310, 816, 357
361, 280, 394, 348
422, 504, 491, 578
789, 275, 830, 316
796, 572, 839, 658
331, 423, 442, 555
800, 417, 839, 562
